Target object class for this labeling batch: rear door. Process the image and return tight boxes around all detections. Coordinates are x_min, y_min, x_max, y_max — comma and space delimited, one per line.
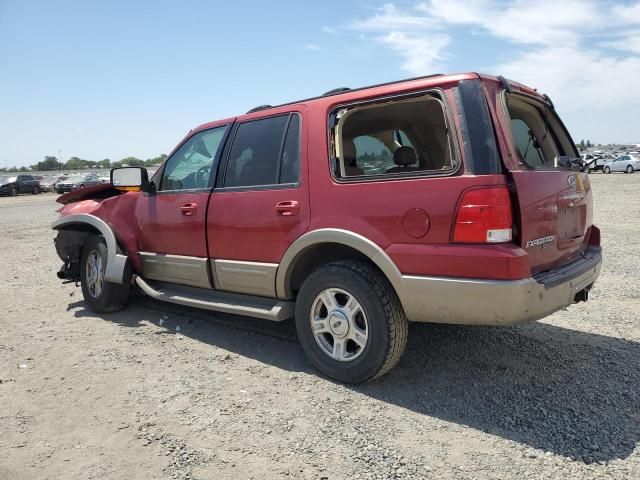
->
207, 109, 310, 297
495, 89, 592, 273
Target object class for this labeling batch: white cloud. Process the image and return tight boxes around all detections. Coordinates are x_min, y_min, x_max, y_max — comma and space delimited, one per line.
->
350, 3, 438, 31
348, 3, 448, 74
347, 1, 640, 113
379, 32, 449, 74
497, 46, 640, 111
304, 44, 325, 52
322, 25, 338, 34
424, 0, 601, 46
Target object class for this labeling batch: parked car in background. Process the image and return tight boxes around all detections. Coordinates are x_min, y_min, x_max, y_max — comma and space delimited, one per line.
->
582, 154, 609, 173
40, 175, 66, 192
603, 155, 640, 173
0, 174, 42, 196
55, 173, 103, 193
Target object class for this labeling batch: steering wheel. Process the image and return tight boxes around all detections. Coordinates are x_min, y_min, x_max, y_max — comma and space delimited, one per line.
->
195, 165, 211, 188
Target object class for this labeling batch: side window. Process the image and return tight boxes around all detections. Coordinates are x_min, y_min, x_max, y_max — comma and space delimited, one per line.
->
353, 135, 394, 175
280, 114, 301, 184
224, 113, 300, 188
160, 126, 226, 191
331, 94, 454, 179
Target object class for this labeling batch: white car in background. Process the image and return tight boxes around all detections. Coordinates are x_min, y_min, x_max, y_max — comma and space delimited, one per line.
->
603, 155, 640, 174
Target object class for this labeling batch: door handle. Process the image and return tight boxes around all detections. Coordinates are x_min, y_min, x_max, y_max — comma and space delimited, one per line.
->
275, 200, 300, 216
180, 202, 198, 216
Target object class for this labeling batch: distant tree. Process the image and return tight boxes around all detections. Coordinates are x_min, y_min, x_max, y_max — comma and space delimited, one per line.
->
64, 156, 90, 170
578, 139, 586, 151
36, 156, 63, 171
97, 159, 111, 169
119, 156, 145, 167
19, 166, 28, 172
145, 154, 167, 166
586, 140, 592, 148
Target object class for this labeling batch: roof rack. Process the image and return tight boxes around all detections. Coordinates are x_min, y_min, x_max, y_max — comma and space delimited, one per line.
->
240, 74, 444, 115
322, 87, 350, 96
246, 104, 273, 114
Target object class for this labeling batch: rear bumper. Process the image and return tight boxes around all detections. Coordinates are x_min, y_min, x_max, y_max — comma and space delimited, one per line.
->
399, 246, 602, 325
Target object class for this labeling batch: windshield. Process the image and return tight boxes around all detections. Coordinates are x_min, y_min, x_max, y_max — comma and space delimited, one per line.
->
67, 175, 85, 182
0, 176, 16, 183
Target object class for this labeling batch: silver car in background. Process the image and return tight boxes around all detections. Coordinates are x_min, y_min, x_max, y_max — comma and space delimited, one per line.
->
603, 155, 640, 174
55, 173, 103, 193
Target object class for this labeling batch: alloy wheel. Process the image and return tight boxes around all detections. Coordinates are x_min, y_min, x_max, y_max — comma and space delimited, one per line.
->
310, 288, 369, 362
85, 249, 105, 299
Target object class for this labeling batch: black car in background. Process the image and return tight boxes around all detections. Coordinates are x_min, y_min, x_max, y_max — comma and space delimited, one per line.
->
0, 174, 42, 196
55, 173, 103, 193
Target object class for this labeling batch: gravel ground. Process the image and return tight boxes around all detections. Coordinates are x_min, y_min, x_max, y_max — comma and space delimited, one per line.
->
0, 174, 639, 480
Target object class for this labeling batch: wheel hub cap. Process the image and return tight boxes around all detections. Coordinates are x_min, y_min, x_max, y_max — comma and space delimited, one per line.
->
328, 311, 349, 338
310, 288, 369, 362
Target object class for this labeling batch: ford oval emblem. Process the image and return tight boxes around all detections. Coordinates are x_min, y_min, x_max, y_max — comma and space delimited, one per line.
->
567, 175, 577, 190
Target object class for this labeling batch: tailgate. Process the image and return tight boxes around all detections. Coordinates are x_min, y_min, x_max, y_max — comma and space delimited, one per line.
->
511, 170, 592, 273
496, 88, 593, 273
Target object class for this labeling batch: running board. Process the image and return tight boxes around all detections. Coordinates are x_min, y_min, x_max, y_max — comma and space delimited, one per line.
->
134, 276, 294, 322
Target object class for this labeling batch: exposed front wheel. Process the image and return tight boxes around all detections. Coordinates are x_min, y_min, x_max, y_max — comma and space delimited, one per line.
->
295, 261, 408, 383
10, 186, 17, 196
32, 186, 39, 194
604, 166, 611, 174
80, 236, 131, 313
626, 165, 634, 173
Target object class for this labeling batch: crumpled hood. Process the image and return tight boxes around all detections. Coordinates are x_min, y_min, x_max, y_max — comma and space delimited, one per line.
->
56, 183, 119, 205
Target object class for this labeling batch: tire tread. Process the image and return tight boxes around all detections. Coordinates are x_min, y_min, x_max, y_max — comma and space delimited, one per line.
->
329, 260, 408, 381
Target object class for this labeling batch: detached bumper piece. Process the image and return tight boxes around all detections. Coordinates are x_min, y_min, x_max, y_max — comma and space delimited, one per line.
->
398, 246, 602, 325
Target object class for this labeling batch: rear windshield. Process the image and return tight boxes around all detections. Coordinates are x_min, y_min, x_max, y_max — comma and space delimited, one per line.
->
505, 93, 578, 169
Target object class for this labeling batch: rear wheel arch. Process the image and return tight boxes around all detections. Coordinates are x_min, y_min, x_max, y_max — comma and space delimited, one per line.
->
52, 214, 128, 284
276, 229, 403, 299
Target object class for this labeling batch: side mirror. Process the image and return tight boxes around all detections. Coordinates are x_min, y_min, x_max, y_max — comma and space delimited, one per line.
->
110, 167, 150, 192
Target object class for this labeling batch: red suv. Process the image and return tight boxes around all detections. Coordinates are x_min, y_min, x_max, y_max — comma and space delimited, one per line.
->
52, 73, 602, 383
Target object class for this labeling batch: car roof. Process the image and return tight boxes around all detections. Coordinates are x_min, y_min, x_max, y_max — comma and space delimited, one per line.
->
189, 72, 546, 134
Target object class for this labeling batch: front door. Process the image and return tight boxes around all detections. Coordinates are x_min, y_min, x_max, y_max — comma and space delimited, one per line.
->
134, 123, 230, 288
207, 110, 310, 297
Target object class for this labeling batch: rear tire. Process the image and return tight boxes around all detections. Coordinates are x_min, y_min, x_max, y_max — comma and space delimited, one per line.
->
80, 236, 131, 313
295, 260, 408, 383
604, 166, 611, 174
32, 186, 39, 194
626, 165, 633, 173
10, 186, 17, 196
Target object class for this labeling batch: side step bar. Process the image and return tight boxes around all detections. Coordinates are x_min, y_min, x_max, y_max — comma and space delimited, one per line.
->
134, 276, 294, 322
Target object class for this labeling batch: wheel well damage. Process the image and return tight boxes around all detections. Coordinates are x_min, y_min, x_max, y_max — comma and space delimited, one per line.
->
51, 214, 129, 284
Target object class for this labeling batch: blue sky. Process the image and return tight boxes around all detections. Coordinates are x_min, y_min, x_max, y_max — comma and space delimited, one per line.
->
1, 0, 640, 167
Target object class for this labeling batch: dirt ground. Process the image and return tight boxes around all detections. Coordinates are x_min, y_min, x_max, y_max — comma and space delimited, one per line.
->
1, 174, 639, 480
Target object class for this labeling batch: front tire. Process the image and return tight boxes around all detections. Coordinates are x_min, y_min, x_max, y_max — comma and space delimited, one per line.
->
295, 261, 408, 383
604, 166, 611, 174
80, 236, 131, 313
32, 186, 40, 194
10, 186, 17, 196
626, 165, 633, 173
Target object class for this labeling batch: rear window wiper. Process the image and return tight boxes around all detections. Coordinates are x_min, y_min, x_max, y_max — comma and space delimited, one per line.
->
556, 155, 587, 171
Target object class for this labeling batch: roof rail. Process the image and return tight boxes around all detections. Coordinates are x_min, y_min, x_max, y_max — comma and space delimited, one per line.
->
322, 87, 350, 96
246, 104, 273, 114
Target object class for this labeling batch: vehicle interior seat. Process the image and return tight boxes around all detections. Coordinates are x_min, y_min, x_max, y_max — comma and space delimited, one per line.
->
386, 146, 421, 173
342, 138, 364, 176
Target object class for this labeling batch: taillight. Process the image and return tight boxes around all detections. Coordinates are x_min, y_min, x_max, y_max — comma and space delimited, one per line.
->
453, 186, 513, 243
